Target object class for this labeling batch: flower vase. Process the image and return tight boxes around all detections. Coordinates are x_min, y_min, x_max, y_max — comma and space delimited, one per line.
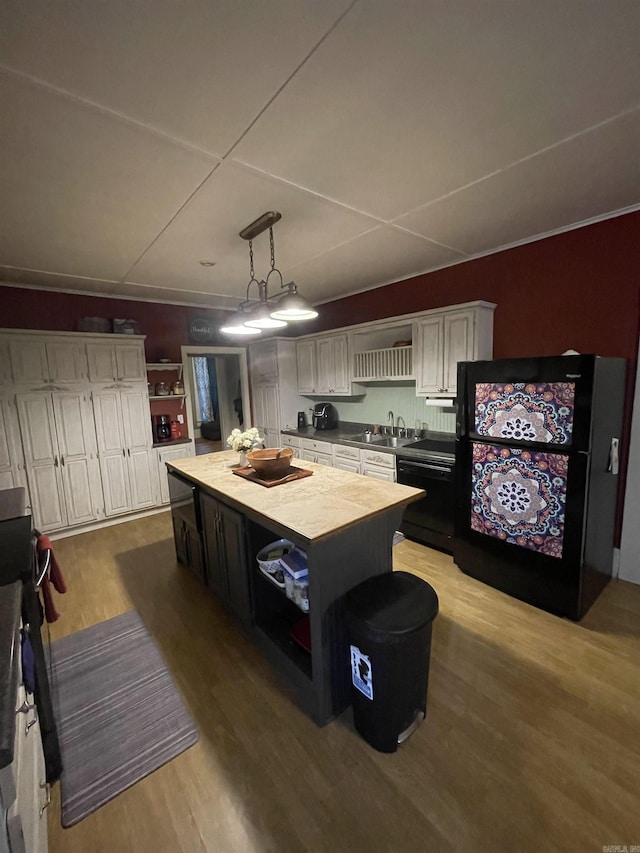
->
238, 451, 248, 468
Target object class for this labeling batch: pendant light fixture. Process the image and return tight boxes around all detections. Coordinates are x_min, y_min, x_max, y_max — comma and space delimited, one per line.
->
220, 211, 318, 335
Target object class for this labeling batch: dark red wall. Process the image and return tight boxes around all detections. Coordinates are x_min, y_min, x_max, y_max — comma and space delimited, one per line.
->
0, 289, 231, 363
308, 210, 640, 363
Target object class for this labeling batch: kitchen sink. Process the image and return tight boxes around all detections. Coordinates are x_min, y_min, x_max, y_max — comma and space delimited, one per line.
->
373, 435, 415, 448
346, 433, 384, 444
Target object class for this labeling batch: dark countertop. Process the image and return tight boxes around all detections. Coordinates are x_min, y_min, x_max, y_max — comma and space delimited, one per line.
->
0, 581, 22, 769
281, 424, 456, 461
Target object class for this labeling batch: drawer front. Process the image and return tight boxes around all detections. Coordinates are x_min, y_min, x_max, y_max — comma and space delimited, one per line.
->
361, 448, 395, 469
302, 438, 331, 453
333, 443, 361, 462
281, 434, 302, 449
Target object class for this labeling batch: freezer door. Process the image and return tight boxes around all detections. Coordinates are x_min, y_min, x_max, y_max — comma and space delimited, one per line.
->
460, 355, 597, 450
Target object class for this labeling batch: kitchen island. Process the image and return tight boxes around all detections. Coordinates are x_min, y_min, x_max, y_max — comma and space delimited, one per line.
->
167, 451, 423, 724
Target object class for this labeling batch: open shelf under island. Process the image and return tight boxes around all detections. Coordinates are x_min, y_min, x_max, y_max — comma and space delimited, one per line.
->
166, 450, 424, 725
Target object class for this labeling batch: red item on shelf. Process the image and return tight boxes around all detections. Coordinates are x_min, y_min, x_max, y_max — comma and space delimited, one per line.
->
170, 421, 181, 439
290, 615, 311, 653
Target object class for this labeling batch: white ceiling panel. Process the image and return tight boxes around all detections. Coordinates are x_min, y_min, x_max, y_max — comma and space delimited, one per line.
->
396, 109, 640, 256
0, 0, 351, 156
113, 280, 235, 308
0, 270, 120, 297
0, 2, 638, 308
0, 72, 217, 281
233, 1, 640, 219
127, 161, 380, 297
287, 227, 465, 303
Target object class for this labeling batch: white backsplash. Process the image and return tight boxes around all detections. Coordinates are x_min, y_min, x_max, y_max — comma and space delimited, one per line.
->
305, 384, 456, 433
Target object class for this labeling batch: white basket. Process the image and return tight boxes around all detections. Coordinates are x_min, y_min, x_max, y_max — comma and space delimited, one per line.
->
256, 539, 294, 588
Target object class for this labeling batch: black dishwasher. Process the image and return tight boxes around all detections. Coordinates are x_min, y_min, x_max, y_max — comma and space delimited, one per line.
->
168, 471, 205, 583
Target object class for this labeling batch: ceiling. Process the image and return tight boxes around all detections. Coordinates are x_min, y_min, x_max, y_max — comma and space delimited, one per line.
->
1, 1, 639, 313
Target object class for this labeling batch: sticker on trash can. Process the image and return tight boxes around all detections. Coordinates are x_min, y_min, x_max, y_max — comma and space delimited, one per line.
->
350, 645, 373, 700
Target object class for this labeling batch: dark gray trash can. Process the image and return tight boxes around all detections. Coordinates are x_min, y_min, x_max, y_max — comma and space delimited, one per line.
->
346, 571, 439, 753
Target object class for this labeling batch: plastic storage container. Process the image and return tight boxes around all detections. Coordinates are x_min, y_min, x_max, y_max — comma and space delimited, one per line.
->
256, 539, 294, 588
282, 549, 309, 612
346, 571, 439, 753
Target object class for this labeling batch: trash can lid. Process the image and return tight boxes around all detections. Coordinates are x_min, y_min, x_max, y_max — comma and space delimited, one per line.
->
346, 571, 438, 636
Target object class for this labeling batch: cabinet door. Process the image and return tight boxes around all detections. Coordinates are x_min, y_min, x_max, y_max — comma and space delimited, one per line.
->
16, 393, 67, 532
362, 465, 396, 482
315, 338, 334, 394
251, 385, 266, 436
201, 493, 226, 599
415, 316, 444, 394
296, 340, 316, 393
218, 502, 250, 624
334, 458, 360, 474
120, 386, 153, 450
53, 392, 101, 525
262, 385, 280, 446
250, 340, 279, 384
46, 342, 88, 383
442, 310, 473, 394
0, 342, 14, 385
172, 515, 189, 565
115, 343, 146, 381
9, 340, 49, 384
330, 335, 350, 394
92, 389, 131, 516
301, 450, 316, 463
86, 343, 117, 381
0, 397, 28, 493
127, 447, 156, 510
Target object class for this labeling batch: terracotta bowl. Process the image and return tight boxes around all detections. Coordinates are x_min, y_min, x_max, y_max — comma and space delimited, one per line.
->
246, 447, 294, 479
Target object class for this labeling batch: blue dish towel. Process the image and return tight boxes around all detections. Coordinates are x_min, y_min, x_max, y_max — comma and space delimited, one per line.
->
21, 629, 36, 695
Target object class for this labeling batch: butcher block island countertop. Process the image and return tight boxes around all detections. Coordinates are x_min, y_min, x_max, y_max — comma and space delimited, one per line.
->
166, 451, 424, 725
167, 450, 423, 545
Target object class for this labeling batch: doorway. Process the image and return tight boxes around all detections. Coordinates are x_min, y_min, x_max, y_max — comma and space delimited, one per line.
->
180, 345, 251, 457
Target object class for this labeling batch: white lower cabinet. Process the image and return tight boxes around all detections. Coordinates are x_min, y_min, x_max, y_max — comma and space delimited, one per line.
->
16, 391, 102, 531
156, 443, 195, 505
333, 442, 361, 474
2, 619, 48, 853
361, 448, 397, 482
92, 385, 156, 516
301, 438, 333, 466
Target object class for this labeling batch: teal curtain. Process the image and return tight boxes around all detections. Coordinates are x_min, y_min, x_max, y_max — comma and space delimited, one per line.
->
193, 357, 214, 424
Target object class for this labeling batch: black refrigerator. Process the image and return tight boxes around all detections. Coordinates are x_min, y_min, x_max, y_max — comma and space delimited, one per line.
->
454, 354, 625, 620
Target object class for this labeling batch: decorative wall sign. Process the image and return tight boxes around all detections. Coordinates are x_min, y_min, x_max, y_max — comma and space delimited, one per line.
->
189, 316, 216, 343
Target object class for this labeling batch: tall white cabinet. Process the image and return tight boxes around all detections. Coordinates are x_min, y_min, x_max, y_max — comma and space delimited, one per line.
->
16, 391, 102, 532
0, 328, 185, 535
249, 338, 307, 445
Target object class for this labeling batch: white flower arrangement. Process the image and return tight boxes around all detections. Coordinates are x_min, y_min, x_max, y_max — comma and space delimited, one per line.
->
226, 427, 263, 453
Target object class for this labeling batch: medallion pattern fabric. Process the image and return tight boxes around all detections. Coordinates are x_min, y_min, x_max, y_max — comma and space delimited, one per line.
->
470, 443, 568, 558
474, 382, 575, 445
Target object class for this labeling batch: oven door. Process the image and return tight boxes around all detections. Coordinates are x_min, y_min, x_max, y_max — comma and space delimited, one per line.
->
397, 457, 455, 552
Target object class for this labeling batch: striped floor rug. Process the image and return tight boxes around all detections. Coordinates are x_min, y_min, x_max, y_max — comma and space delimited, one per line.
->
50, 610, 199, 827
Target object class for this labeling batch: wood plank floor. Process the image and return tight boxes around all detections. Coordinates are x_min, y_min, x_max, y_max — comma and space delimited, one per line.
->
46, 513, 640, 852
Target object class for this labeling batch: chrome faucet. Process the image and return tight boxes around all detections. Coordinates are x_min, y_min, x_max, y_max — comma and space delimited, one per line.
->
396, 415, 407, 437
386, 410, 394, 435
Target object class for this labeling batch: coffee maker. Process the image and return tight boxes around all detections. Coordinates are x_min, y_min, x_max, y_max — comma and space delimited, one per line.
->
312, 402, 338, 430
153, 414, 171, 442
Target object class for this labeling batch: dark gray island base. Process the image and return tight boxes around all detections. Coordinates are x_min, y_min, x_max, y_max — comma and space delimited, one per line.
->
167, 451, 423, 725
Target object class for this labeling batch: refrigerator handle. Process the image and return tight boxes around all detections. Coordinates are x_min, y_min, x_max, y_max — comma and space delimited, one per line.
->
608, 437, 620, 475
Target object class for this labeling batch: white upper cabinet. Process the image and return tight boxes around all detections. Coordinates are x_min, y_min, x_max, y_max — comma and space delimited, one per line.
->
9, 338, 88, 384
249, 340, 279, 385
0, 342, 12, 386
296, 333, 353, 396
87, 340, 146, 382
415, 302, 494, 397
296, 339, 316, 394
0, 396, 28, 494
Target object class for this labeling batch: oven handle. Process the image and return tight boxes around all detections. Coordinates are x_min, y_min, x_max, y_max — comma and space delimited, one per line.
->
398, 460, 453, 475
